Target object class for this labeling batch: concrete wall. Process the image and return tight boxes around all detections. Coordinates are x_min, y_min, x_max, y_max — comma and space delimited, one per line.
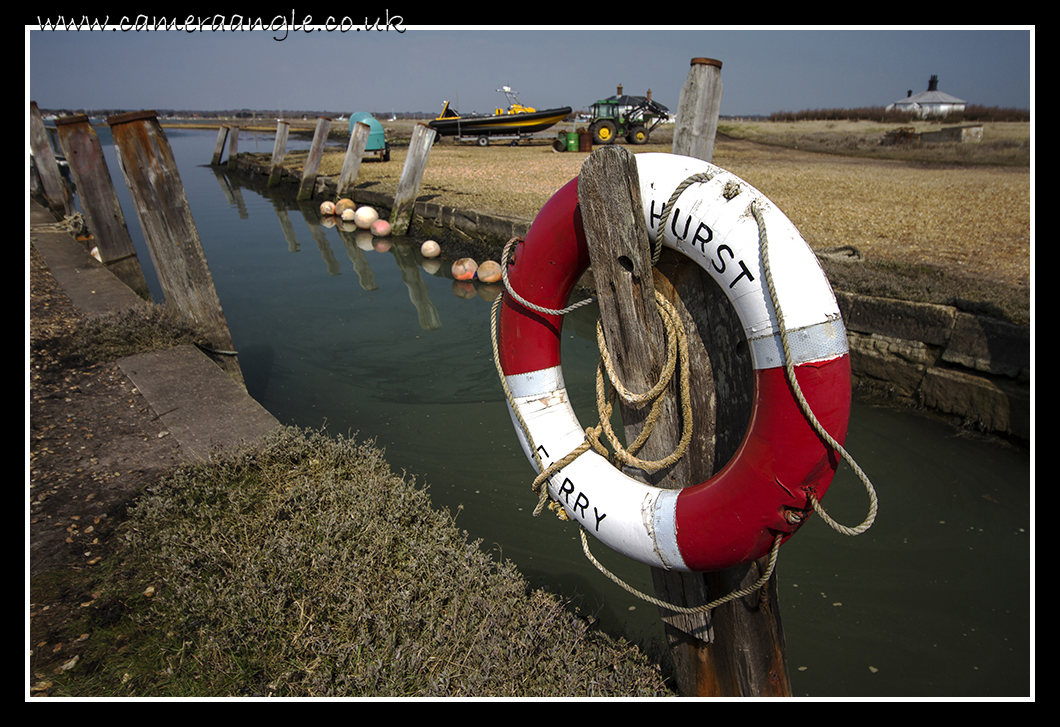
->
921, 125, 983, 143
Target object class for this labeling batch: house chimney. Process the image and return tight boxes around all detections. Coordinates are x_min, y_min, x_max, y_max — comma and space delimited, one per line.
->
907, 90, 912, 97
646, 89, 652, 101
617, 84, 623, 96
928, 75, 938, 92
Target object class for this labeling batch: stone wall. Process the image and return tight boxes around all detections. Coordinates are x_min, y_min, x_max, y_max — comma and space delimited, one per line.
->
837, 291, 1030, 440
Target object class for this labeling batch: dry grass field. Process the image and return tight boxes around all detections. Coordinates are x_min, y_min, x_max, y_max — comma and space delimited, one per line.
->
216, 117, 1031, 323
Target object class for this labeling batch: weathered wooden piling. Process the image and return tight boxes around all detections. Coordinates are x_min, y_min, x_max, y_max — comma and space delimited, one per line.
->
53, 114, 151, 301
211, 125, 230, 165
106, 110, 243, 386
641, 56, 789, 696
389, 123, 437, 236
29, 101, 74, 216
297, 117, 332, 200
268, 120, 290, 187
337, 121, 371, 197
581, 143, 789, 697
672, 58, 724, 163
226, 125, 240, 171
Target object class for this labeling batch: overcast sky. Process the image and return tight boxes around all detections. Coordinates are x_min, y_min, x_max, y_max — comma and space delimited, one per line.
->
27, 24, 1033, 118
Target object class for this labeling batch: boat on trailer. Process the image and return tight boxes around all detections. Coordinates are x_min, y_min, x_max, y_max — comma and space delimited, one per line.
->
428, 87, 571, 146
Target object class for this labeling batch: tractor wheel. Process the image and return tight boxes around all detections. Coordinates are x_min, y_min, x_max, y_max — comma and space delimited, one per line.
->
591, 120, 617, 145
627, 125, 649, 145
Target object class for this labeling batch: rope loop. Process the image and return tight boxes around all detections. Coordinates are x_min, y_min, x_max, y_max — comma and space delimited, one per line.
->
581, 529, 783, 615
498, 236, 596, 317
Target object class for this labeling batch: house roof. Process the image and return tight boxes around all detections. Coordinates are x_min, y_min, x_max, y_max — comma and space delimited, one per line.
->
894, 89, 966, 106
893, 75, 966, 106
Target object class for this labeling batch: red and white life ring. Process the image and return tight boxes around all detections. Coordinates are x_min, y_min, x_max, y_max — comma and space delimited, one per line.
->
496, 153, 851, 572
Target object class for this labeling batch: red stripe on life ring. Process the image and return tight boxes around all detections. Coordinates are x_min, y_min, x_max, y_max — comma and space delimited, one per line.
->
497, 179, 583, 376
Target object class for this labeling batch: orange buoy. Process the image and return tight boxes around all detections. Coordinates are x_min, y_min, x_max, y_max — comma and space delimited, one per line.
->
334, 198, 355, 217
477, 259, 502, 283
451, 257, 478, 281
371, 219, 392, 237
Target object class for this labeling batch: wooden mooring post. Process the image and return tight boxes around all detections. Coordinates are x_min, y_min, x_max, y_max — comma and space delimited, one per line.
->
106, 110, 244, 387
53, 114, 151, 301
578, 55, 792, 697
268, 120, 290, 186
297, 117, 333, 201
389, 123, 437, 236
337, 121, 371, 197
29, 101, 74, 216
226, 125, 240, 171
580, 144, 790, 698
672, 58, 724, 163
211, 125, 230, 165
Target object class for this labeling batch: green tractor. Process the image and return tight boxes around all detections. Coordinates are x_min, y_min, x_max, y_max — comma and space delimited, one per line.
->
587, 85, 670, 145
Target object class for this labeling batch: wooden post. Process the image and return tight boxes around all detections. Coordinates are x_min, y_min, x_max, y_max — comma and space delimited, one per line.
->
337, 121, 371, 197
106, 110, 243, 387
53, 114, 151, 301
226, 125, 240, 171
297, 117, 332, 201
389, 123, 437, 236
29, 101, 74, 216
650, 54, 790, 695
581, 145, 790, 697
672, 58, 724, 162
268, 120, 290, 187
211, 125, 230, 165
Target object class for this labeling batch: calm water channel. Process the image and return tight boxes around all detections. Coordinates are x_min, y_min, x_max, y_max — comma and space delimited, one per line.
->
72, 125, 1031, 698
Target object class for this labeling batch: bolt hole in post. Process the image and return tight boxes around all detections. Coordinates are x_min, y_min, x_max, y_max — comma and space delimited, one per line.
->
617, 254, 634, 273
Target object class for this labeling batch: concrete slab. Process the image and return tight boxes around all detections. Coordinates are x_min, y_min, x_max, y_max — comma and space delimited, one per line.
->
118, 345, 280, 461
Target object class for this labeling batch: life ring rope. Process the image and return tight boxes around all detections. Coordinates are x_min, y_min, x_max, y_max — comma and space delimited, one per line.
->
753, 200, 878, 537
498, 235, 596, 318
491, 163, 878, 612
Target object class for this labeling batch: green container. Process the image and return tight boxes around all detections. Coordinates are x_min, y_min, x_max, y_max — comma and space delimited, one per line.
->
566, 131, 578, 151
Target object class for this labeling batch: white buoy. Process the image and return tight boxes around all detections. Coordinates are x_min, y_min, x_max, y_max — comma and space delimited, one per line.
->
353, 206, 379, 229
320, 200, 335, 215
421, 240, 441, 258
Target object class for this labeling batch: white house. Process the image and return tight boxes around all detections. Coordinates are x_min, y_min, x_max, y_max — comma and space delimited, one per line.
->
886, 75, 966, 118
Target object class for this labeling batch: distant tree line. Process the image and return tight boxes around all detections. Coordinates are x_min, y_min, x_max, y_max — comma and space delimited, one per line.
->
768, 105, 1030, 123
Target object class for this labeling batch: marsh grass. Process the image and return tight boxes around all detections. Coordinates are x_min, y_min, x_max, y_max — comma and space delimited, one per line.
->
54, 428, 672, 697
58, 305, 210, 366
